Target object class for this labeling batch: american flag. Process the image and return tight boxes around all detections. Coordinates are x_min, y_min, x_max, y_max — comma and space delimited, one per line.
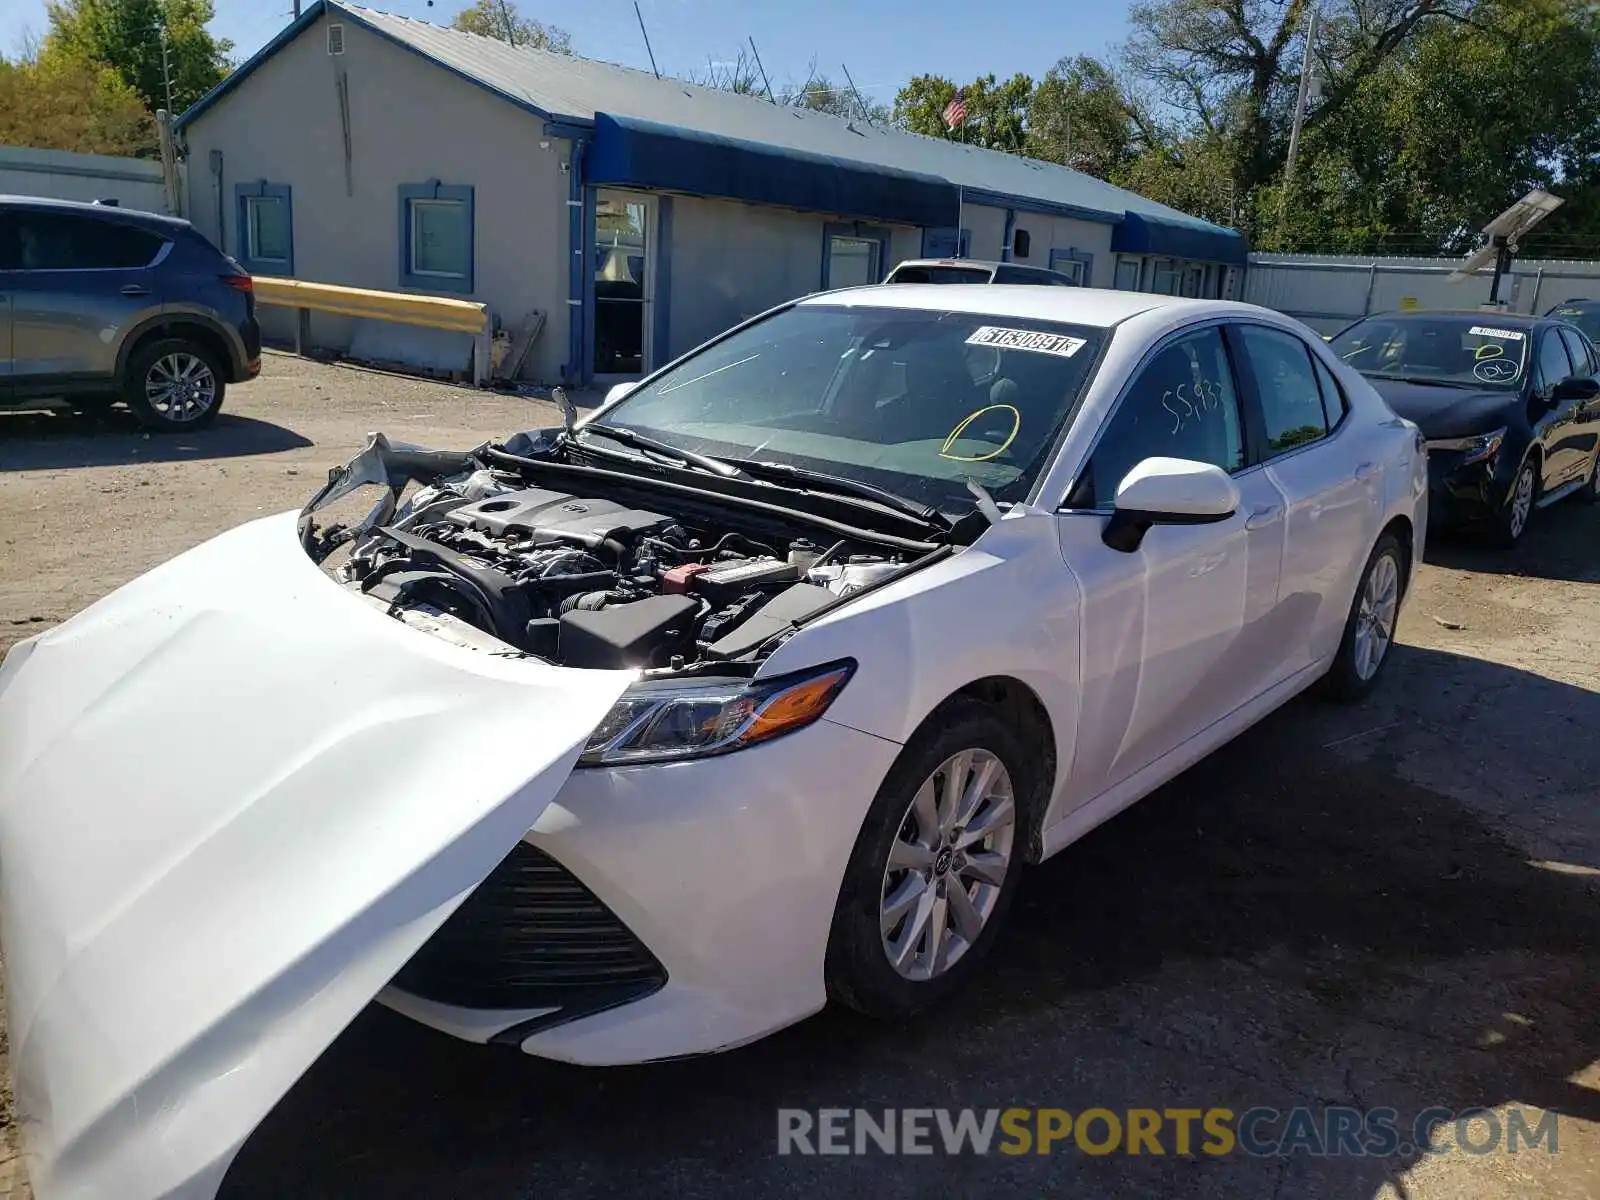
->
942, 91, 967, 131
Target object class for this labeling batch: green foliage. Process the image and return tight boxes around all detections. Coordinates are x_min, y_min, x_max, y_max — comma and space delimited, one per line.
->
0, 54, 156, 156
43, 0, 232, 115
893, 72, 1033, 153
450, 0, 572, 53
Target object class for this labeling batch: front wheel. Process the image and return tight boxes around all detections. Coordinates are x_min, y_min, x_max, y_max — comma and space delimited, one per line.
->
1490, 458, 1538, 546
825, 700, 1029, 1018
1326, 532, 1405, 703
122, 338, 227, 431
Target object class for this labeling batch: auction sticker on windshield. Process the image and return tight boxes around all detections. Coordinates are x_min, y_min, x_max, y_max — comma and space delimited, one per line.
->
966, 327, 1087, 357
1468, 325, 1525, 341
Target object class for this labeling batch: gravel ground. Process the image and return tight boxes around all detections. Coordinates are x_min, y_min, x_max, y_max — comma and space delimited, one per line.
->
2, 352, 1599, 1199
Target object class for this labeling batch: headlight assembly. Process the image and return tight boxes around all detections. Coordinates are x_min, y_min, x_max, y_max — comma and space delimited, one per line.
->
1426, 427, 1506, 466
578, 660, 855, 766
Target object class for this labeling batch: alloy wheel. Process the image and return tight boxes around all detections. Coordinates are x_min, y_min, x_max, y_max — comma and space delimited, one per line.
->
145, 353, 218, 423
1507, 464, 1535, 540
879, 748, 1016, 982
1353, 551, 1400, 682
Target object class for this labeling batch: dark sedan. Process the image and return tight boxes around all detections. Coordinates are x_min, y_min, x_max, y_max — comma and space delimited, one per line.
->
1548, 297, 1600, 343
1329, 311, 1600, 546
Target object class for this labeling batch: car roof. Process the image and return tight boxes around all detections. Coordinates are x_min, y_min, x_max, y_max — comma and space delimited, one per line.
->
891, 259, 1006, 270
1355, 309, 1555, 329
0, 193, 191, 231
799, 284, 1268, 330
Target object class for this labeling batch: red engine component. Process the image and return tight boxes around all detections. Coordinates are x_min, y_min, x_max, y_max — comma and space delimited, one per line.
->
662, 563, 709, 594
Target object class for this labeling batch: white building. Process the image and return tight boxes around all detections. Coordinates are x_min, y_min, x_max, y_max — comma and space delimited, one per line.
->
174, 1, 1247, 384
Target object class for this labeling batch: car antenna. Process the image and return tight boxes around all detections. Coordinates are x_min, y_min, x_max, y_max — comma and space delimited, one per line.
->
966, 479, 1004, 524
553, 386, 578, 438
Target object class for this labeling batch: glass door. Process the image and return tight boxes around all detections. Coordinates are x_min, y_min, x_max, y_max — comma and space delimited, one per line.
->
593, 191, 654, 378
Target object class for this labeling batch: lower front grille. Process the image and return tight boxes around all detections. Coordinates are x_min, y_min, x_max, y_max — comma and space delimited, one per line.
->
392, 842, 666, 1011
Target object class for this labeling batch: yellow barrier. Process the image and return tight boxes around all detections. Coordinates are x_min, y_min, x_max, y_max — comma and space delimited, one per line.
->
253, 276, 491, 383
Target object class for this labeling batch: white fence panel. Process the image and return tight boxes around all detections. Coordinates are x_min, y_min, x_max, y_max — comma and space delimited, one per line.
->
0, 144, 171, 214
1244, 254, 1600, 335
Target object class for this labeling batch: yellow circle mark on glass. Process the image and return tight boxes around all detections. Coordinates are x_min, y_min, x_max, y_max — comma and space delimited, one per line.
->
940, 404, 1021, 462
1474, 342, 1505, 361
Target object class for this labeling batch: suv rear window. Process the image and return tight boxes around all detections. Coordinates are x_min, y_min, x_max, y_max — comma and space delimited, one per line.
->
8, 211, 166, 270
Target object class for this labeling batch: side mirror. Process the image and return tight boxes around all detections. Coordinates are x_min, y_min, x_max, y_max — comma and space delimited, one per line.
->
605, 381, 639, 406
1102, 457, 1241, 553
1552, 376, 1600, 402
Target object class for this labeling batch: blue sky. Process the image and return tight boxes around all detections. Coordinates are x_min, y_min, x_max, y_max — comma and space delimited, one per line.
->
2, 0, 1134, 108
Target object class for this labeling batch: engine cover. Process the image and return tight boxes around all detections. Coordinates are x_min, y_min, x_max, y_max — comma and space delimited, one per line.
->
446, 487, 672, 545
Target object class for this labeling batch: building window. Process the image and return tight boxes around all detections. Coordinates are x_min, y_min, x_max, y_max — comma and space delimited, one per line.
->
1049, 248, 1094, 286
234, 181, 292, 274
398, 180, 475, 293
823, 221, 889, 289
1114, 255, 1142, 291
920, 226, 971, 259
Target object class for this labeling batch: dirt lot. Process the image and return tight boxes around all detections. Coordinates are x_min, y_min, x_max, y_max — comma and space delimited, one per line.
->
2, 352, 1599, 1199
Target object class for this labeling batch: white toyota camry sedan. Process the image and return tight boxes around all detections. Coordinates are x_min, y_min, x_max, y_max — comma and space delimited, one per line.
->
0, 286, 1426, 1197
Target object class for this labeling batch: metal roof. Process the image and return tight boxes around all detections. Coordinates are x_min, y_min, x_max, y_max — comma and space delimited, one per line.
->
177, 0, 1240, 250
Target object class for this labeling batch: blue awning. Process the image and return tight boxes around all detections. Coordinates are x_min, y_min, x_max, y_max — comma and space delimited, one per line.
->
587, 113, 962, 230
1112, 211, 1247, 265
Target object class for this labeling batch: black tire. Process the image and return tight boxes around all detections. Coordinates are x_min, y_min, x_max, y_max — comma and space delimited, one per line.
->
1489, 457, 1538, 547
1326, 532, 1406, 703
825, 698, 1031, 1019
122, 337, 227, 431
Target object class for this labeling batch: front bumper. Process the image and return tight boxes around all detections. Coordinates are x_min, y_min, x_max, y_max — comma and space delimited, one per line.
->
380, 714, 903, 1063
1424, 447, 1515, 526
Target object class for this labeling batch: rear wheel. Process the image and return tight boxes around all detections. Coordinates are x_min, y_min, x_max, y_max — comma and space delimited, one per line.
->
1326, 533, 1405, 703
123, 338, 226, 431
826, 700, 1029, 1018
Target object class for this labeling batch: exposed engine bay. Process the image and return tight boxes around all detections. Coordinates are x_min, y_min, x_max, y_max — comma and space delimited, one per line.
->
300, 432, 957, 671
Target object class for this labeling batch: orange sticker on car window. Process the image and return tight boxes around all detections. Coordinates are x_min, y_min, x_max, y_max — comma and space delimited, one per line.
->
940, 404, 1021, 462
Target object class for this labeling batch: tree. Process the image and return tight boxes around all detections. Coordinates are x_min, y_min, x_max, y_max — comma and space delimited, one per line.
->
43, 0, 232, 114
1025, 55, 1152, 178
0, 53, 155, 155
892, 72, 1033, 153
787, 70, 889, 123
451, 0, 571, 53
691, 47, 764, 95
1121, 0, 1475, 236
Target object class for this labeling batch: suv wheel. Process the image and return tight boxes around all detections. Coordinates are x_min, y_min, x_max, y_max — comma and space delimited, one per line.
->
123, 338, 226, 431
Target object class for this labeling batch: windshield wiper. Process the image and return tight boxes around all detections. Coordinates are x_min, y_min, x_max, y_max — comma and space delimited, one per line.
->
575, 423, 746, 479
1366, 373, 1478, 388
725, 457, 950, 528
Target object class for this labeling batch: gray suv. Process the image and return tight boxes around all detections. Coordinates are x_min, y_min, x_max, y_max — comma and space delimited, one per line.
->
0, 196, 262, 431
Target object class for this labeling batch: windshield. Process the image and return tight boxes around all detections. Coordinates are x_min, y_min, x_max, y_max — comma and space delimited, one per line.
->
1329, 316, 1529, 388
1551, 302, 1600, 342
589, 304, 1106, 511
888, 265, 995, 284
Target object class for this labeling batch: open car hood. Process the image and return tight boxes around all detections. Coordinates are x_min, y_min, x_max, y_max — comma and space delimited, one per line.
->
0, 512, 631, 1199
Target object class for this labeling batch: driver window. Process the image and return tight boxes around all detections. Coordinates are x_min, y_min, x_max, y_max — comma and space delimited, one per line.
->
1535, 331, 1574, 394
1070, 326, 1244, 509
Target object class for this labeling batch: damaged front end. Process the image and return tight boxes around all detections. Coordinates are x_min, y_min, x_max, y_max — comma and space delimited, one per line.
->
300, 428, 959, 675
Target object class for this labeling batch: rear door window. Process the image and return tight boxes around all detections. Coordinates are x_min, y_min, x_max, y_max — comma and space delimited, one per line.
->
1236, 324, 1331, 456
14, 212, 166, 270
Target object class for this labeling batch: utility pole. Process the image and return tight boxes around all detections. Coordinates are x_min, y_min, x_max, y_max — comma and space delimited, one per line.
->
159, 22, 174, 115
497, 0, 518, 45
1283, 2, 1319, 189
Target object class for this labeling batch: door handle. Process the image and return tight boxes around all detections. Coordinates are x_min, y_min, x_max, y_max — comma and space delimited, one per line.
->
1353, 461, 1378, 480
120, 283, 150, 296
1245, 503, 1283, 530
